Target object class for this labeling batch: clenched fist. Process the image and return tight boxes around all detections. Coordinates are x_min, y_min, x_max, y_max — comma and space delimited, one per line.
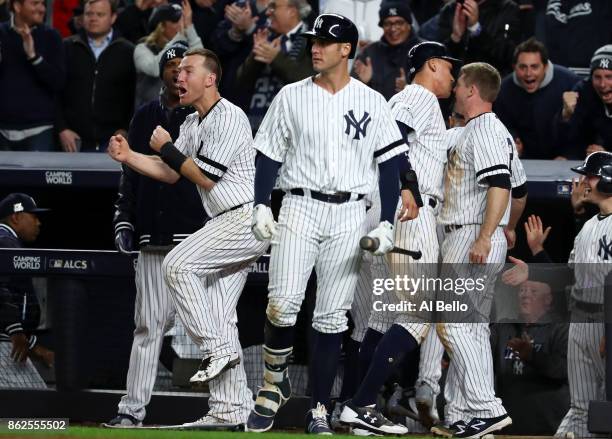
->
108, 134, 132, 163
150, 126, 172, 152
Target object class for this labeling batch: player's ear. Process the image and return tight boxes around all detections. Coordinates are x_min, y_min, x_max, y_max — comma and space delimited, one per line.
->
207, 72, 217, 88
8, 212, 20, 228
427, 59, 436, 74
467, 83, 476, 98
340, 42, 351, 58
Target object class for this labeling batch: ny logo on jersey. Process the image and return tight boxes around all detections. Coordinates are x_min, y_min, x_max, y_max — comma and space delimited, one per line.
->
344, 110, 371, 140
513, 359, 524, 375
598, 235, 612, 260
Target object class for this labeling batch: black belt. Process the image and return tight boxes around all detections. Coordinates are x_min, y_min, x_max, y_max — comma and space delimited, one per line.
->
574, 300, 604, 314
218, 202, 250, 217
443, 224, 463, 233
290, 188, 365, 204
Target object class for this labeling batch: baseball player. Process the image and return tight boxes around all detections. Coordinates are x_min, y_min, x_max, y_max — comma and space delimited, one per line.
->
104, 44, 206, 428
339, 41, 461, 435
246, 13, 418, 434
413, 113, 468, 429
348, 110, 470, 430
432, 62, 527, 437
342, 62, 527, 438
503, 151, 612, 438
107, 47, 268, 427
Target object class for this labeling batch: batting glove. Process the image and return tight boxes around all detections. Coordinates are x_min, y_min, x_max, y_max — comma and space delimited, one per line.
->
251, 204, 277, 241
115, 229, 134, 254
366, 221, 394, 255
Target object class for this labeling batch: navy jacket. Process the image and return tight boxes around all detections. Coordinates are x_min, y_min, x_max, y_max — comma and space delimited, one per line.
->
558, 78, 612, 159
494, 63, 579, 159
0, 21, 65, 128
57, 30, 135, 149
491, 317, 569, 434
0, 224, 40, 348
544, 0, 612, 68
113, 97, 206, 248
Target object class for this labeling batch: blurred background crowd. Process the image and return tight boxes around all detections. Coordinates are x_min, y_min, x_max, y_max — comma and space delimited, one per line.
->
0, 0, 610, 157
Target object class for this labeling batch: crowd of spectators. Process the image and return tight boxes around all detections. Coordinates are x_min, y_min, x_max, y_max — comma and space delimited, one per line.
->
0, 0, 610, 156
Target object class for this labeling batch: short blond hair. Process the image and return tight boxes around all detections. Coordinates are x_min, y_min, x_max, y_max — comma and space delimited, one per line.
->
459, 62, 501, 103
184, 48, 222, 87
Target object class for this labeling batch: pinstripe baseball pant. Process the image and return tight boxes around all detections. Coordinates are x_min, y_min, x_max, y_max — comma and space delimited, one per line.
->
556, 312, 605, 438
366, 201, 439, 342
438, 225, 507, 421
118, 250, 175, 421
163, 204, 268, 423
267, 194, 366, 334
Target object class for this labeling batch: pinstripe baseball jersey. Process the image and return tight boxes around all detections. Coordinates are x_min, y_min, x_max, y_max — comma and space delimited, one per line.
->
569, 213, 612, 304
253, 77, 407, 194
439, 112, 526, 226
388, 84, 447, 201
445, 127, 464, 151
175, 99, 254, 217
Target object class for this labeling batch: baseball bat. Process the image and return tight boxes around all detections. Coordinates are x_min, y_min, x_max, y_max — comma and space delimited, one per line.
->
360, 236, 422, 260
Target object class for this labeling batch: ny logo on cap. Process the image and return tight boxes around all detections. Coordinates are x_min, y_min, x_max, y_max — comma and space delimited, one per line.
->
600, 59, 610, 69
314, 16, 324, 29
389, 7, 397, 15
14, 203, 24, 212
344, 110, 371, 140
167, 49, 176, 59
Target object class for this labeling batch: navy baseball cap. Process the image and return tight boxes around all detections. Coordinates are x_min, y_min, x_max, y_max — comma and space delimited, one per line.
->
159, 41, 188, 79
148, 3, 182, 32
571, 151, 612, 176
0, 193, 49, 219
408, 41, 462, 80
378, 2, 412, 27
301, 13, 359, 59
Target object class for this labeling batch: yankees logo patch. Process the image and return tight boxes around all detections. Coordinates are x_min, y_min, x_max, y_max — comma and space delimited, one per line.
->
600, 59, 610, 69
598, 234, 612, 260
166, 49, 176, 59
344, 110, 371, 140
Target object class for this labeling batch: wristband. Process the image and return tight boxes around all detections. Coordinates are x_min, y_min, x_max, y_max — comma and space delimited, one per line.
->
401, 169, 424, 207
160, 142, 188, 173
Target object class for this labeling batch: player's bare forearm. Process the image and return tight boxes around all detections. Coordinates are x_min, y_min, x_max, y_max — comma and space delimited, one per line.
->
507, 194, 527, 231
479, 187, 510, 239
124, 150, 181, 184
178, 158, 215, 191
